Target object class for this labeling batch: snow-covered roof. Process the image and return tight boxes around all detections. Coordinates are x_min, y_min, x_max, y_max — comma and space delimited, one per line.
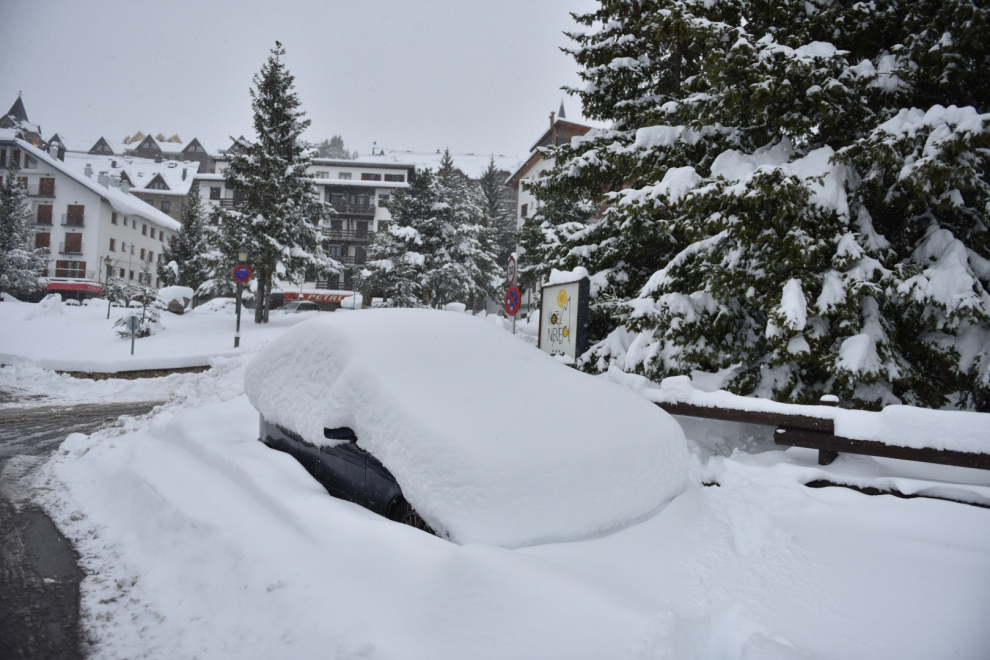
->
353, 148, 523, 180
64, 152, 201, 197
6, 137, 181, 232
245, 309, 688, 547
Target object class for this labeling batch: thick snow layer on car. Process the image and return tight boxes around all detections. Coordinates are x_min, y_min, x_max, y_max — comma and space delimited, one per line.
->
245, 309, 688, 547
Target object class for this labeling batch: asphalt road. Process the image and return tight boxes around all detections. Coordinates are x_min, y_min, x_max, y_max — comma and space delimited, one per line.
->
0, 394, 163, 660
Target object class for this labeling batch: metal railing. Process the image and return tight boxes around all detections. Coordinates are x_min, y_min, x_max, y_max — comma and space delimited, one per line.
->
52, 268, 94, 279
334, 254, 367, 265
61, 214, 85, 227
25, 182, 56, 197
329, 202, 376, 216
216, 198, 241, 209
58, 242, 84, 255
322, 227, 372, 241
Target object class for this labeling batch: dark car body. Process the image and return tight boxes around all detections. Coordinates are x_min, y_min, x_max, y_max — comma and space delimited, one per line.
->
281, 300, 322, 313
259, 417, 431, 530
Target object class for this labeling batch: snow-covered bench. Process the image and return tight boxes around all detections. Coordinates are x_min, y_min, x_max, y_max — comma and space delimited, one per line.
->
605, 371, 990, 471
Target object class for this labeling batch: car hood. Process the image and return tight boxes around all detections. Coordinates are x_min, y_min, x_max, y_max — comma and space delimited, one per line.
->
245, 309, 688, 548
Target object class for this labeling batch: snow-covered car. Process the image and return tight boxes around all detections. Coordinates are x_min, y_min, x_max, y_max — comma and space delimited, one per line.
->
280, 300, 321, 313
246, 309, 688, 547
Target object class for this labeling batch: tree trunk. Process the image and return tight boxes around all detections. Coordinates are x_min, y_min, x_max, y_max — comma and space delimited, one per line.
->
254, 275, 266, 324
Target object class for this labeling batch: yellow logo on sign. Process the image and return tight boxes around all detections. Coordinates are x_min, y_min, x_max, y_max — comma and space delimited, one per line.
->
557, 289, 568, 308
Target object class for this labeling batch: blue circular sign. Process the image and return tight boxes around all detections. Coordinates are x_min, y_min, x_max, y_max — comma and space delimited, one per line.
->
233, 265, 252, 282
504, 286, 521, 316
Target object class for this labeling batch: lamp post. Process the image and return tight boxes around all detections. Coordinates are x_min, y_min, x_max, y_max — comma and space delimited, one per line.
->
104, 255, 114, 319
234, 244, 249, 348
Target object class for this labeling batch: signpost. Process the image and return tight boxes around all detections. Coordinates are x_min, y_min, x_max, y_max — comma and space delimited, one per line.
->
233, 260, 252, 348
125, 315, 140, 356
538, 276, 590, 363
503, 255, 520, 334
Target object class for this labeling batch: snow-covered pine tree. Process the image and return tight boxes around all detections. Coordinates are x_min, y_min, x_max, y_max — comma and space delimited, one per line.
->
158, 180, 210, 293
215, 44, 338, 323
540, 0, 990, 410
0, 164, 47, 296
479, 157, 516, 270
362, 153, 498, 308
113, 261, 162, 338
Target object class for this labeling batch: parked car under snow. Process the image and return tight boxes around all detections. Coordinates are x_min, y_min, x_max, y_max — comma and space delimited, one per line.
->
245, 309, 688, 547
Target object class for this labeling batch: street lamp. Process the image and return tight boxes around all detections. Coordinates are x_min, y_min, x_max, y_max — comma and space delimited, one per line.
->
234, 244, 250, 348
104, 255, 114, 319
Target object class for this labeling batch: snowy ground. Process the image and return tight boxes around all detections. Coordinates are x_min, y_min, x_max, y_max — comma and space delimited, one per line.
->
2, 299, 989, 659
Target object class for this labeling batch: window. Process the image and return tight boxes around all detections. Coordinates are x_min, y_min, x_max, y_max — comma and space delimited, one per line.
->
361, 173, 382, 181
161, 201, 170, 213
378, 194, 390, 207
0, 149, 5, 166
521, 203, 528, 218
17, 177, 27, 189
24, 156, 37, 169
150, 228, 155, 239
210, 186, 221, 200
121, 241, 127, 253
119, 268, 125, 278
384, 173, 404, 182
156, 278, 160, 287
36, 205, 52, 225
140, 248, 146, 259
35, 232, 50, 249
142, 224, 148, 235
130, 270, 134, 280
12, 149, 20, 167
55, 260, 86, 278
65, 205, 85, 226
123, 217, 128, 226
314, 171, 329, 178
160, 233, 164, 243
148, 250, 154, 262
39, 178, 54, 196
63, 232, 82, 253
157, 253, 162, 263
110, 238, 116, 251
147, 176, 169, 190
338, 172, 352, 180
112, 212, 118, 224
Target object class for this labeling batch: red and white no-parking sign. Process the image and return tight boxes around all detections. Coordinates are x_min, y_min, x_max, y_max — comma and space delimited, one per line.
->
504, 285, 522, 316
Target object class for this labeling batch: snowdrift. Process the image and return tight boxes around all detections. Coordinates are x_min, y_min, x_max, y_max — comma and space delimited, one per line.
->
245, 309, 688, 547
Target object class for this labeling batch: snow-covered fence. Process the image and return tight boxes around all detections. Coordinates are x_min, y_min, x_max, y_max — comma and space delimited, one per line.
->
605, 371, 990, 471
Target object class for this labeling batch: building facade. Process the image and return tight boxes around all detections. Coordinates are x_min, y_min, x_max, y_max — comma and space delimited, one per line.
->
1, 134, 179, 301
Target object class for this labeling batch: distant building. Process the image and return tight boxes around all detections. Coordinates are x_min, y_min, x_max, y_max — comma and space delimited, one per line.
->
506, 111, 592, 231
0, 96, 44, 146
0, 131, 179, 301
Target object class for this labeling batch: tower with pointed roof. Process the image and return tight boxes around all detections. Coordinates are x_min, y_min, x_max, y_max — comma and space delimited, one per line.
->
0, 95, 43, 146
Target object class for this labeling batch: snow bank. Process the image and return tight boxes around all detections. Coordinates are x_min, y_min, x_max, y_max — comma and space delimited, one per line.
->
245, 309, 688, 547
605, 370, 990, 455
157, 285, 194, 307
548, 266, 590, 285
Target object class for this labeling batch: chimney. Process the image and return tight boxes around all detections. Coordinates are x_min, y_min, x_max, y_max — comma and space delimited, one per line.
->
110, 175, 120, 188
154, 154, 162, 163
49, 144, 59, 159
84, 163, 93, 178
121, 180, 130, 194
111, 159, 117, 168
182, 168, 187, 181
97, 172, 110, 187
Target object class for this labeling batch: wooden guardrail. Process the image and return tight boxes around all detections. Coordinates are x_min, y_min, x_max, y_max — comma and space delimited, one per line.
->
654, 399, 990, 471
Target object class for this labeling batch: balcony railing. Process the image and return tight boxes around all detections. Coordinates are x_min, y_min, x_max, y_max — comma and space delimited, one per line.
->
322, 227, 372, 241
61, 214, 85, 227
58, 242, 84, 255
52, 268, 94, 279
26, 182, 56, 197
330, 202, 376, 216
217, 198, 241, 209
334, 254, 367, 265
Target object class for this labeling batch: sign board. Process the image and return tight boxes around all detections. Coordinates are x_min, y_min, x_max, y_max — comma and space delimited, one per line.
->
232, 265, 252, 283
506, 254, 517, 285
125, 315, 141, 334
538, 277, 590, 362
504, 286, 522, 316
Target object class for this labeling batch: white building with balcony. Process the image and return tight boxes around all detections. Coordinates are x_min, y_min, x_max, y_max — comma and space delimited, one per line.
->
197, 153, 414, 303
1, 131, 179, 301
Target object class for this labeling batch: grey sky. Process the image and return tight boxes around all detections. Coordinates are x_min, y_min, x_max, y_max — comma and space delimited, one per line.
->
1, 0, 599, 162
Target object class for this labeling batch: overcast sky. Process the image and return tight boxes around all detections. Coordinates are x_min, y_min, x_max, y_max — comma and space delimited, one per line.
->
1, 0, 600, 162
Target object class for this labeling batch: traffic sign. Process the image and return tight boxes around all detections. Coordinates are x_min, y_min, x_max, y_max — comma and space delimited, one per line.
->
125, 315, 141, 334
506, 254, 517, 285
504, 285, 522, 316
233, 265, 252, 282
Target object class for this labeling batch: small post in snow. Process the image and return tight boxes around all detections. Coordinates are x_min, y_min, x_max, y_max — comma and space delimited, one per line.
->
505, 254, 520, 334
232, 245, 252, 349
125, 315, 140, 356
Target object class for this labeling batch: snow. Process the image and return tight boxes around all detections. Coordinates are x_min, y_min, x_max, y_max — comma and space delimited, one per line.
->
603, 370, 990, 455
547, 265, 590, 285
1, 303, 989, 657
244, 310, 688, 547
156, 285, 194, 306
353, 148, 523, 180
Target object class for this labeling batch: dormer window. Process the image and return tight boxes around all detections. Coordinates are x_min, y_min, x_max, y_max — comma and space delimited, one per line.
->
146, 174, 170, 190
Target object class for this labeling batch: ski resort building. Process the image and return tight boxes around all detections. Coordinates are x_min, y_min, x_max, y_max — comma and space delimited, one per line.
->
0, 131, 179, 301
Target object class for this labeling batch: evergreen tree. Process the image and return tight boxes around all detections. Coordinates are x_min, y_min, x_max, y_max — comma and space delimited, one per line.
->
312, 135, 357, 159
539, 0, 990, 410
361, 152, 498, 308
114, 261, 162, 338
479, 156, 516, 269
0, 164, 47, 296
211, 44, 338, 322
158, 180, 210, 293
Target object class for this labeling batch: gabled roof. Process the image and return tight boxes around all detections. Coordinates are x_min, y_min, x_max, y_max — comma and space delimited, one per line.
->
144, 173, 170, 190
0, 135, 181, 231
89, 136, 120, 155
133, 135, 163, 152
506, 115, 593, 188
